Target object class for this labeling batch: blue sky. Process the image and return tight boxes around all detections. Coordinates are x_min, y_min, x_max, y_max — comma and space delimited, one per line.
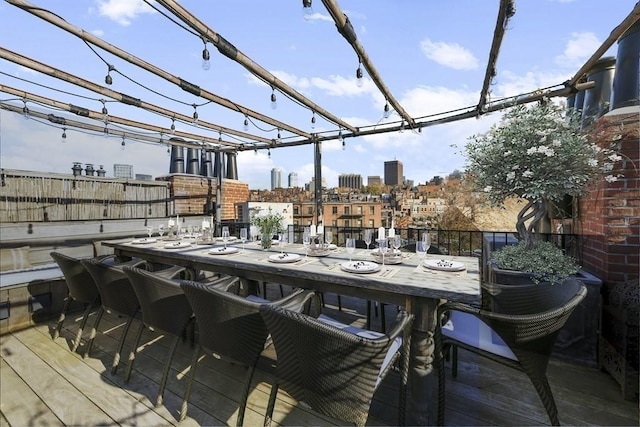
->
0, 0, 635, 189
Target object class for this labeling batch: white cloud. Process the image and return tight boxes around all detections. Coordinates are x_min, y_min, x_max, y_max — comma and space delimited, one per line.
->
303, 12, 334, 23
96, 0, 155, 26
555, 32, 600, 68
420, 39, 479, 70
293, 163, 340, 188
91, 29, 105, 37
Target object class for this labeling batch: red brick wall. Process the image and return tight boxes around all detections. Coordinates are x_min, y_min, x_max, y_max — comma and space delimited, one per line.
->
578, 109, 639, 284
156, 174, 248, 220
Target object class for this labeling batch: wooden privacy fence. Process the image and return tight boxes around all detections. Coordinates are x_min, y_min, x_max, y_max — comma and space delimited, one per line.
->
0, 169, 170, 222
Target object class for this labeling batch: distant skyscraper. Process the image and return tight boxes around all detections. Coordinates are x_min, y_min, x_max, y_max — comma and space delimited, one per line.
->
288, 172, 298, 188
384, 160, 403, 186
271, 168, 282, 190
113, 164, 133, 179
338, 173, 363, 189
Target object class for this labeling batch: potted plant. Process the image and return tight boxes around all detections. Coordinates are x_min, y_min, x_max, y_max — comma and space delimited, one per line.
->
250, 208, 284, 250
464, 101, 621, 284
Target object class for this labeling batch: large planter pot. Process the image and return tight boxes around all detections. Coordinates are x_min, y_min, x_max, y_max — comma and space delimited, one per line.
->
488, 262, 602, 367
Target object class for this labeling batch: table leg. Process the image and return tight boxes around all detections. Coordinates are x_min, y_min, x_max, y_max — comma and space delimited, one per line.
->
405, 297, 440, 426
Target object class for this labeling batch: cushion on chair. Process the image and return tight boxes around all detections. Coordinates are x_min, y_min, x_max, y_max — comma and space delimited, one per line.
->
441, 311, 516, 360
318, 314, 402, 386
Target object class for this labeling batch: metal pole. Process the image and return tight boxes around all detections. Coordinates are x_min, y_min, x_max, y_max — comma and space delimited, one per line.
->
314, 141, 322, 226
215, 150, 222, 234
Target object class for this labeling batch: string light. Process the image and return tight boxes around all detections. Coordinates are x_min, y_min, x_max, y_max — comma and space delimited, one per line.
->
105, 64, 115, 85
22, 98, 30, 120
243, 115, 249, 132
201, 40, 211, 71
356, 58, 364, 88
268, 148, 271, 159
218, 131, 223, 144
121, 135, 126, 150
383, 101, 391, 119
170, 118, 176, 134
103, 123, 109, 138
338, 129, 343, 143
311, 112, 316, 129
192, 104, 199, 124
302, 0, 313, 20
254, 146, 258, 155
101, 99, 108, 122
277, 128, 281, 142
61, 127, 67, 143
270, 88, 277, 110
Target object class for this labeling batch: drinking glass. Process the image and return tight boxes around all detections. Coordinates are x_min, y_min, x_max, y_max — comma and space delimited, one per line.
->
325, 230, 333, 247
222, 226, 230, 249
158, 224, 165, 239
392, 235, 402, 254
146, 225, 153, 238
279, 233, 287, 254
303, 227, 310, 258
364, 229, 372, 251
422, 232, 431, 253
346, 238, 356, 262
416, 240, 427, 263
240, 228, 248, 252
379, 238, 388, 269
186, 224, 193, 237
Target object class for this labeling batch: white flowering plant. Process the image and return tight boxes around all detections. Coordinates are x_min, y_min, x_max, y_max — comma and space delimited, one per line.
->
465, 101, 621, 282
250, 209, 284, 249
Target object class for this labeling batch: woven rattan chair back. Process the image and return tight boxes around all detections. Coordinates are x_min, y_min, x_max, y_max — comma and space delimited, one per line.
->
260, 304, 412, 427
50, 251, 101, 349
437, 277, 587, 426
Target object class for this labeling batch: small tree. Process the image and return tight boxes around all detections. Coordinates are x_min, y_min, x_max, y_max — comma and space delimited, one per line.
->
465, 101, 621, 249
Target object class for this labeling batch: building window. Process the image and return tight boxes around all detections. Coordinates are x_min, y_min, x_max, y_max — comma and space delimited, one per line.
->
332, 206, 338, 214
357, 219, 363, 227
357, 205, 363, 214
344, 219, 350, 227
369, 219, 375, 227
332, 220, 337, 227
369, 206, 375, 214
307, 206, 314, 214
293, 206, 299, 215
344, 206, 350, 215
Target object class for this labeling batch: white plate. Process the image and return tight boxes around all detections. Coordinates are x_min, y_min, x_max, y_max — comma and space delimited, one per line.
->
163, 241, 192, 249
208, 247, 240, 255
268, 253, 302, 263
423, 259, 466, 272
340, 261, 381, 274
131, 238, 157, 244
327, 244, 338, 250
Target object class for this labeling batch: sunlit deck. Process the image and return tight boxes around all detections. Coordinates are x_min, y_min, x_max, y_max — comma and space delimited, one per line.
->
1, 290, 638, 426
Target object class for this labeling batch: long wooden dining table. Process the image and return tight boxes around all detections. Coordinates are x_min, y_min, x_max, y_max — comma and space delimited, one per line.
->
104, 237, 481, 426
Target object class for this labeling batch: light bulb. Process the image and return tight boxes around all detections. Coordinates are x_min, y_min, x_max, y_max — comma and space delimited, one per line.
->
202, 46, 211, 70
243, 116, 249, 131
356, 66, 364, 87
105, 73, 112, 85
22, 105, 30, 120
121, 138, 126, 150
193, 109, 199, 124
311, 113, 316, 129
302, 0, 313, 20
277, 129, 281, 142
218, 132, 223, 143
101, 105, 108, 122
103, 125, 109, 138
342, 140, 346, 150
268, 148, 271, 159
338, 130, 343, 143
270, 91, 277, 110
254, 147, 258, 156
383, 102, 391, 119
61, 128, 67, 143
170, 119, 176, 134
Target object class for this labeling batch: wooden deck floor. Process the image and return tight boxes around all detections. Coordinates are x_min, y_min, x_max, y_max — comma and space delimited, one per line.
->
1, 290, 638, 426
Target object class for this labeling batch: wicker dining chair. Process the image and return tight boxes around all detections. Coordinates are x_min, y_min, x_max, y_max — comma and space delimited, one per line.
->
435, 278, 587, 426
80, 258, 192, 366
259, 305, 413, 427
178, 280, 319, 425
122, 266, 237, 408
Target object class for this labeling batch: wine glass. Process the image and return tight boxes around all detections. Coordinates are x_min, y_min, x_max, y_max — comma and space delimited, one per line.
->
392, 235, 402, 255
146, 225, 153, 238
346, 238, 356, 262
221, 226, 230, 249
379, 238, 388, 270
158, 224, 165, 239
325, 230, 333, 248
364, 229, 372, 252
279, 233, 287, 254
416, 240, 427, 263
422, 232, 431, 253
186, 224, 194, 238
303, 227, 310, 258
240, 228, 248, 252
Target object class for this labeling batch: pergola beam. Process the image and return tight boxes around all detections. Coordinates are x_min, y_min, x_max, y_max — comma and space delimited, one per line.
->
321, 0, 416, 127
6, 0, 312, 139
0, 84, 247, 150
476, 0, 515, 113
0, 47, 273, 146
153, 0, 358, 135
